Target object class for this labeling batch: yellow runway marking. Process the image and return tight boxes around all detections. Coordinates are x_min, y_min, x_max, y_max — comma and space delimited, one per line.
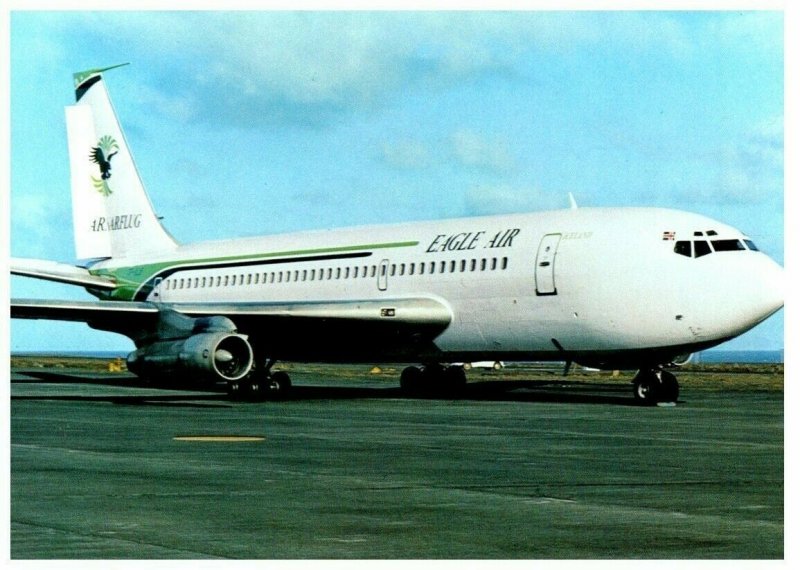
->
173, 435, 265, 442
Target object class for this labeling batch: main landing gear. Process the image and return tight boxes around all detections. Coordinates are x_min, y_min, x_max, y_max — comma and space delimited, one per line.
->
400, 364, 467, 397
633, 368, 679, 406
228, 359, 292, 402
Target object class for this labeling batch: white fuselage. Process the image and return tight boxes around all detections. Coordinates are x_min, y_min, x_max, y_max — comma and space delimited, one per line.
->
91, 207, 783, 366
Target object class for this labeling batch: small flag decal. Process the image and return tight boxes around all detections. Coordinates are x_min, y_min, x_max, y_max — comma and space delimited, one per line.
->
662, 231, 676, 241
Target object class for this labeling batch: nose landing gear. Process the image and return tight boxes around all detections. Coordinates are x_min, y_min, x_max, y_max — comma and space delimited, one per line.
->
633, 368, 679, 406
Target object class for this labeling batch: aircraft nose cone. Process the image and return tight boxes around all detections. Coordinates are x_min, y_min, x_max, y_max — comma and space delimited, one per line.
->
737, 254, 784, 329
758, 258, 784, 316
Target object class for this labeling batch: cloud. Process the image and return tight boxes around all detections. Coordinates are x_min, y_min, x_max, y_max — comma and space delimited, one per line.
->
33, 11, 757, 130
380, 138, 432, 170
708, 11, 783, 56
450, 129, 514, 172
10, 192, 71, 259
689, 116, 783, 204
465, 183, 560, 216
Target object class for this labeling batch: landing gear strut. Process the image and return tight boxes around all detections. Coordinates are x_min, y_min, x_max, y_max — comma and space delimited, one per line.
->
228, 358, 292, 402
633, 368, 679, 406
400, 364, 467, 397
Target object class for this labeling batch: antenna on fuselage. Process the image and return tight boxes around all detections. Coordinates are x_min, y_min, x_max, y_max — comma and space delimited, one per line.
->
568, 193, 578, 210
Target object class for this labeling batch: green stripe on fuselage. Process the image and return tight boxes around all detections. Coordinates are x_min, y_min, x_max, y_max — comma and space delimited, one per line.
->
89, 240, 420, 301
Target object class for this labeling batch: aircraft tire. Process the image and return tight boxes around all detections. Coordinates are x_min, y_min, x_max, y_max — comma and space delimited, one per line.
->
400, 366, 424, 394
633, 371, 660, 406
443, 365, 467, 395
267, 371, 292, 399
660, 371, 679, 403
227, 378, 244, 401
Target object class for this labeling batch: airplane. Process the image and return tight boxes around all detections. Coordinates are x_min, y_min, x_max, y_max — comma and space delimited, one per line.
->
10, 64, 784, 406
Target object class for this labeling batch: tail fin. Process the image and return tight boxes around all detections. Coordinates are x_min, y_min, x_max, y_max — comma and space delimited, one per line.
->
66, 64, 178, 261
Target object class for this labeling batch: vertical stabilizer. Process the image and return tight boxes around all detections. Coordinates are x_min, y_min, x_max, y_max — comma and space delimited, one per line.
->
66, 65, 178, 261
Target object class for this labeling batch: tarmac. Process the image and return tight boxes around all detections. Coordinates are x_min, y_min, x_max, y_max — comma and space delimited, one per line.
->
9, 363, 784, 559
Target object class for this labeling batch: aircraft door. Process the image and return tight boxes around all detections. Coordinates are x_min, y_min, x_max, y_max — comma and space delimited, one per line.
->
535, 233, 561, 295
152, 277, 163, 302
378, 259, 389, 291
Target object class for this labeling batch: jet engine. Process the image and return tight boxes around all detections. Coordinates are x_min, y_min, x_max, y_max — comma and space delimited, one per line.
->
126, 331, 254, 384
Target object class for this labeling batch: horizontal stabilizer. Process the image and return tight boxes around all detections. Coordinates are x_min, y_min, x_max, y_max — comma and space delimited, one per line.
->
10, 298, 158, 322
11, 258, 117, 290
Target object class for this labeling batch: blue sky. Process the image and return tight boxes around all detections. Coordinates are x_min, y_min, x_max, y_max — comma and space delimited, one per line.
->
7, 10, 785, 353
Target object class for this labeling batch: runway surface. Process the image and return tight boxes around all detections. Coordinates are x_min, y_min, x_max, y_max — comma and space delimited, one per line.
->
10, 363, 783, 559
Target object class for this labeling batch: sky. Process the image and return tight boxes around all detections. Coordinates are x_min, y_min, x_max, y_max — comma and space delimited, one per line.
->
5, 8, 787, 353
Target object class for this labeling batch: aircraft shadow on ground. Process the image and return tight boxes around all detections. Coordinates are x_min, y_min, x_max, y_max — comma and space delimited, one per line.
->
12, 370, 641, 407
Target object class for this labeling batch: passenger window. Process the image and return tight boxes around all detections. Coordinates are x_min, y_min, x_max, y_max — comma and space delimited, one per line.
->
674, 241, 692, 257
694, 240, 712, 258
501, 257, 508, 270
460, 260, 466, 272
491, 258, 497, 270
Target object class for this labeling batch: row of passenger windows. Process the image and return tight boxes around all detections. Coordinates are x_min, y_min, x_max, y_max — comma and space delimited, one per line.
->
674, 238, 758, 258
162, 256, 510, 291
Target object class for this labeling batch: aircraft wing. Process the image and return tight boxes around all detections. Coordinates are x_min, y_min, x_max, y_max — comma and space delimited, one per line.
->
10, 297, 452, 359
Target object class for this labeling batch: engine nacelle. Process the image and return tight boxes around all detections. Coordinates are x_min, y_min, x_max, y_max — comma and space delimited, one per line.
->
127, 332, 254, 384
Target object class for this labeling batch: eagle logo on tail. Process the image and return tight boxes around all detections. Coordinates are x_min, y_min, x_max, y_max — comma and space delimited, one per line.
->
90, 135, 120, 197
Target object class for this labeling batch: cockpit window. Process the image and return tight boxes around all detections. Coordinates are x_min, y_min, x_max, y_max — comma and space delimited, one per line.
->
674, 241, 692, 257
711, 239, 746, 252
744, 239, 759, 251
694, 240, 712, 258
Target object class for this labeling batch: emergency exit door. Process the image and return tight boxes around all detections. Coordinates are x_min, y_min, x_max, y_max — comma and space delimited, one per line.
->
535, 233, 561, 295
